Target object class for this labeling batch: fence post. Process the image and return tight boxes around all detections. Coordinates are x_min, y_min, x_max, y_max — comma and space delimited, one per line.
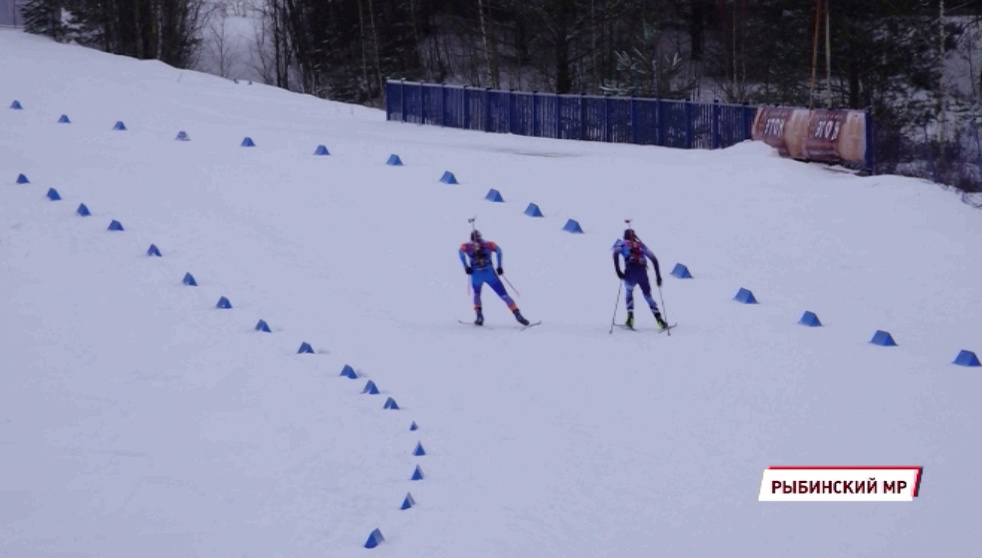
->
630, 97, 638, 144
603, 94, 611, 143
508, 87, 515, 134
532, 91, 539, 137
580, 96, 587, 140
441, 84, 447, 127
555, 94, 562, 139
655, 98, 662, 146
742, 103, 753, 140
419, 82, 427, 124
684, 100, 694, 149
864, 107, 876, 174
483, 87, 491, 132
384, 81, 391, 120
400, 79, 407, 123
463, 86, 470, 129
711, 100, 721, 148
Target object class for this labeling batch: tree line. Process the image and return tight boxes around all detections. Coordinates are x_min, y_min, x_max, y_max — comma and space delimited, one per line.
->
21, 0, 982, 191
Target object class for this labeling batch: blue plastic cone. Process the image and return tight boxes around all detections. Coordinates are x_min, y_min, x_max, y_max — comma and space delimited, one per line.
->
524, 203, 543, 217
562, 219, 584, 233
383, 397, 400, 410
241, 137, 255, 147
113, 121, 127, 131
400, 493, 416, 510
413, 442, 426, 456
485, 189, 504, 202
46, 188, 61, 201
440, 171, 458, 184
255, 319, 271, 332
734, 288, 758, 304
175, 131, 190, 141
182, 272, 197, 286
410, 421, 418, 431
870, 330, 897, 346
76, 203, 91, 216
216, 296, 232, 309
340, 364, 357, 379
108, 220, 124, 231
410, 465, 424, 480
799, 311, 822, 327
314, 145, 329, 155
386, 154, 403, 166
58, 114, 71, 123
670, 263, 693, 279
297, 342, 314, 354
953, 350, 980, 367
147, 244, 161, 257
10, 100, 22, 110
16, 173, 29, 184
362, 380, 380, 394
364, 528, 385, 549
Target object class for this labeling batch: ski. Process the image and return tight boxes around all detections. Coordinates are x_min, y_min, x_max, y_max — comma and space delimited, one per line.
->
616, 323, 677, 333
458, 319, 540, 330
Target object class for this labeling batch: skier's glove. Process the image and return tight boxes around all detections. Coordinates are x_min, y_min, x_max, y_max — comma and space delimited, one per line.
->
616, 270, 625, 280
656, 276, 663, 287
496, 267, 504, 275
465, 266, 472, 275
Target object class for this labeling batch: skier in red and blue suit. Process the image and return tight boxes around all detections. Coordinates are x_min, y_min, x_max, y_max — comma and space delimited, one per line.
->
459, 229, 529, 326
613, 228, 668, 330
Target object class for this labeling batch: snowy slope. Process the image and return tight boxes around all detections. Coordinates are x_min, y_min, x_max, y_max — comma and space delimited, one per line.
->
2, 29, 982, 558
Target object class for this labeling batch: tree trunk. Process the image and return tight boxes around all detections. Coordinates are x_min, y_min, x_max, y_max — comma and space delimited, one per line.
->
847, 64, 860, 109
590, 0, 599, 91
409, 0, 427, 81
825, 0, 832, 107
366, 0, 385, 102
554, 0, 573, 94
937, 0, 946, 144
356, 0, 372, 101
477, 0, 499, 88
689, 0, 703, 61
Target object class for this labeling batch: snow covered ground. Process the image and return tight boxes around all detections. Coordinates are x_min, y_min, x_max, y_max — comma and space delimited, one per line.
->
2, 29, 982, 558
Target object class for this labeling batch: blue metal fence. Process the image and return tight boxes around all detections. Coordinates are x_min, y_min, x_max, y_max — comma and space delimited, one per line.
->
385, 80, 758, 150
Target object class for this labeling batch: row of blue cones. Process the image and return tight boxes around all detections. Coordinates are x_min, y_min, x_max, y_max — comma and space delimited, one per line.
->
345, 367, 426, 548
13, 166, 423, 549
732, 287, 979, 365
7, 102, 332, 151
354, 366, 426, 547
388, 158, 588, 233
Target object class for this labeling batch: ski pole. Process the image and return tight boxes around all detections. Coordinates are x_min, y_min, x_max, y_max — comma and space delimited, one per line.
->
609, 279, 622, 334
499, 273, 521, 298
658, 285, 670, 336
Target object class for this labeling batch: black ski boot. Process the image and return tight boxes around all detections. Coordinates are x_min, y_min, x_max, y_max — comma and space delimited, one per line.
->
513, 308, 530, 326
475, 307, 484, 326
654, 312, 668, 331
625, 311, 635, 329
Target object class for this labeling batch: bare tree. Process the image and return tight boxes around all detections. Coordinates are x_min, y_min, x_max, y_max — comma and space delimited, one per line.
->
249, 0, 278, 85
365, 0, 384, 99
477, 0, 500, 88
208, 2, 237, 78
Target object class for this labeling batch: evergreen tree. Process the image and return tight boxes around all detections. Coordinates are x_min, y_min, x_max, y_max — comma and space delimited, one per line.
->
22, 0, 64, 41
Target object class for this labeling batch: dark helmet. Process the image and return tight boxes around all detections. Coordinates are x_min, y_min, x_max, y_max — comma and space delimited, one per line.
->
471, 229, 483, 242
623, 228, 637, 241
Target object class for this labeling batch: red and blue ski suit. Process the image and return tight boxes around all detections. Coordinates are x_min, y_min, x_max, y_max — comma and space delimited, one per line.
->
612, 238, 662, 314
459, 240, 517, 311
